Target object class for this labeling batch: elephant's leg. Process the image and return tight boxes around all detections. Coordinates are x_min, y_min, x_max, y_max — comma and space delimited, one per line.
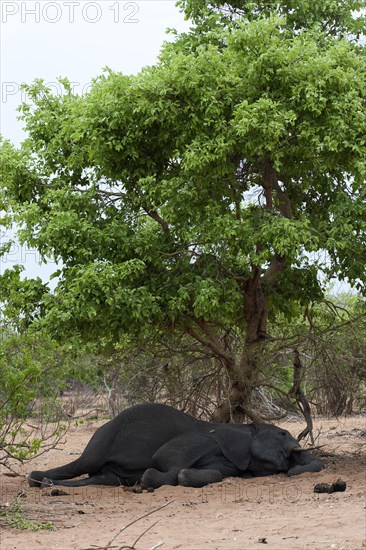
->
141, 468, 179, 489
39, 471, 124, 487
29, 460, 84, 487
177, 468, 223, 488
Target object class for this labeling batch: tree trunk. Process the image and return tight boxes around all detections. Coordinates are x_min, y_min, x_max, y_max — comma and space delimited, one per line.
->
213, 162, 292, 423
213, 278, 269, 423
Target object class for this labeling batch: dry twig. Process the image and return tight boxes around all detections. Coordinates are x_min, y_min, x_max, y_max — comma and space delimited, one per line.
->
80, 499, 174, 550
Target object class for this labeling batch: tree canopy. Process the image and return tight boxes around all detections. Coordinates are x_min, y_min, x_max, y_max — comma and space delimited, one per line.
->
178, 0, 366, 37
1, 0, 365, 420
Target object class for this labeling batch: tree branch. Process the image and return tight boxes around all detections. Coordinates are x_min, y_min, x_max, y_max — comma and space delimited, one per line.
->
142, 208, 169, 233
288, 349, 314, 442
185, 321, 235, 370
261, 254, 287, 285
272, 179, 293, 219
262, 161, 274, 210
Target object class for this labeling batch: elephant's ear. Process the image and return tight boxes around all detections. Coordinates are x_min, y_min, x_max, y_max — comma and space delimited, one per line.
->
211, 425, 253, 471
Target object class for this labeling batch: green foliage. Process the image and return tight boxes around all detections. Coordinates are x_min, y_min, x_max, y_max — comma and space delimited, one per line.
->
0, 328, 72, 465
178, 0, 366, 38
0, 1, 365, 419
1, 499, 55, 531
1, 13, 364, 347
0, 266, 49, 331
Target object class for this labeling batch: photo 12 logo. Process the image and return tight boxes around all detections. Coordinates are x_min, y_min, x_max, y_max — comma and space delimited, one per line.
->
0, 229, 58, 267
201, 481, 303, 504
1, 80, 92, 104
1, 1, 140, 24
0, 238, 43, 267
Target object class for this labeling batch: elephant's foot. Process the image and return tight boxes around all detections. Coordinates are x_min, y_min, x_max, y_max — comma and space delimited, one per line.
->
124, 485, 155, 494
40, 477, 54, 488
178, 468, 223, 488
28, 471, 46, 487
141, 468, 179, 489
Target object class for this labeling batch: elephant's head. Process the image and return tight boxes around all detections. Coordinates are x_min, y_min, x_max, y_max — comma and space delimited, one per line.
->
213, 423, 322, 476
249, 425, 303, 475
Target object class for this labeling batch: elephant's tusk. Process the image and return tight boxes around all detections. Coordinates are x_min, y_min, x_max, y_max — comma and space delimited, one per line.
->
292, 445, 325, 452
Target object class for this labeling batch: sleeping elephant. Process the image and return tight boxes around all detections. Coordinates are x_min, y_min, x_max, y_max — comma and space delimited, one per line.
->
29, 403, 324, 489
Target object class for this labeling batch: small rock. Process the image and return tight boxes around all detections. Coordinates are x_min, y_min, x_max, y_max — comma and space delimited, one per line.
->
314, 483, 334, 494
333, 479, 346, 492
314, 480, 347, 494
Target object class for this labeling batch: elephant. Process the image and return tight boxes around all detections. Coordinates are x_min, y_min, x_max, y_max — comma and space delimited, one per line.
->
29, 403, 324, 489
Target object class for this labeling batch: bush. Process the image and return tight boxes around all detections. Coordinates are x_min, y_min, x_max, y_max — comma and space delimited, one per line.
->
0, 329, 68, 468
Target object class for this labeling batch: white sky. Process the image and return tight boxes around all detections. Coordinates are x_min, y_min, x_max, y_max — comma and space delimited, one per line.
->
0, 0, 190, 282
1, 0, 190, 144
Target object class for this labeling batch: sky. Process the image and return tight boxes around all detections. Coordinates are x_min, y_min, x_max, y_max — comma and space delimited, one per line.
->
0, 0, 191, 283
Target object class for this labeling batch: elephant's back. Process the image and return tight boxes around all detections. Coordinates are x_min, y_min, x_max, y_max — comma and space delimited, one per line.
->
113, 403, 199, 430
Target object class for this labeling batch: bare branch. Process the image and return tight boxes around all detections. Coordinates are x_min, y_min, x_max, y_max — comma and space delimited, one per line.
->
185, 322, 235, 370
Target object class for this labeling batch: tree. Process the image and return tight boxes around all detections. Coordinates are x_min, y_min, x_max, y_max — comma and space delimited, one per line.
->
178, 0, 366, 37
1, 1, 365, 421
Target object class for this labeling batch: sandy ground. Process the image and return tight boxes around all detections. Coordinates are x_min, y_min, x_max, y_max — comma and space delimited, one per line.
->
1, 415, 365, 550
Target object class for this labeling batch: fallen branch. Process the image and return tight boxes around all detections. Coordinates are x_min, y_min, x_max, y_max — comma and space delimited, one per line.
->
124, 519, 159, 549
2, 465, 23, 477
81, 499, 175, 550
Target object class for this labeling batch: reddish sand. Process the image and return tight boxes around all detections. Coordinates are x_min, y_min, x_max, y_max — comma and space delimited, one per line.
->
1, 415, 365, 550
